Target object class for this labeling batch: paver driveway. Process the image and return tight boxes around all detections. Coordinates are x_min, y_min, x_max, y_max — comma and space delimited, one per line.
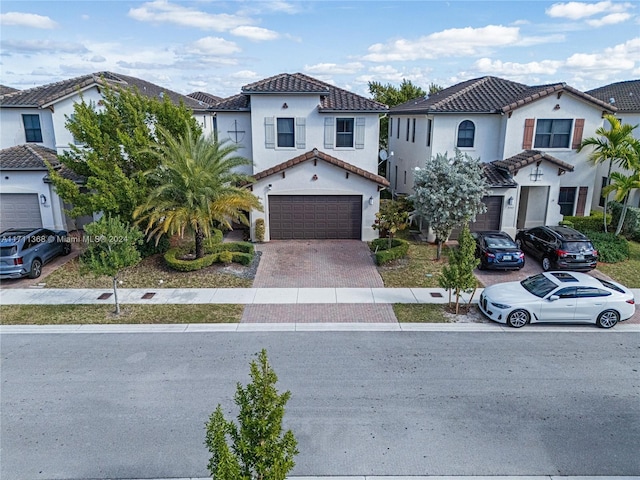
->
242, 240, 397, 323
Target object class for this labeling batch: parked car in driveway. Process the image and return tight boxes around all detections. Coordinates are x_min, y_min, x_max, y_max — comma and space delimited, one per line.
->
471, 231, 525, 270
515, 225, 597, 272
0, 228, 71, 279
479, 271, 635, 328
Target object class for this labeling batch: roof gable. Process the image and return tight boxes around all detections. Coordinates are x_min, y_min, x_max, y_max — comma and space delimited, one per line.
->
390, 76, 616, 115
0, 72, 204, 111
0, 144, 59, 170
253, 149, 390, 187
491, 150, 574, 173
187, 91, 222, 107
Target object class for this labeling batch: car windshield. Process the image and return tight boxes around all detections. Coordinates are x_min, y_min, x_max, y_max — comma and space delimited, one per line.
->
563, 241, 594, 252
486, 236, 516, 248
521, 274, 558, 298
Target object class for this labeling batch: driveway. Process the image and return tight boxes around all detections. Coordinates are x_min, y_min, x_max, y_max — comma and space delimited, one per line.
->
243, 240, 396, 323
0, 248, 81, 290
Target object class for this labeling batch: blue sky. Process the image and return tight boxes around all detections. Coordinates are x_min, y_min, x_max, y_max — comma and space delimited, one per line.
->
1, 1, 638, 98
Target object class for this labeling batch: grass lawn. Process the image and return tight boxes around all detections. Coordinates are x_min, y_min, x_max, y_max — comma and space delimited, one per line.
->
44, 254, 253, 289
597, 240, 640, 288
0, 303, 243, 324
393, 304, 452, 323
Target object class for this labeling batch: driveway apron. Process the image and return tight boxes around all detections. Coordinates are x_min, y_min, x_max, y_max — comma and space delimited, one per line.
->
242, 240, 397, 322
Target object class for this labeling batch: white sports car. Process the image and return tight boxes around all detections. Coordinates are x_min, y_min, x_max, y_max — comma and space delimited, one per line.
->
479, 271, 635, 328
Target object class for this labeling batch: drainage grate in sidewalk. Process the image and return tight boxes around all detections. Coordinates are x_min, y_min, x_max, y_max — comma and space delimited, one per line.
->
430, 292, 443, 298
142, 292, 156, 299
97, 293, 112, 300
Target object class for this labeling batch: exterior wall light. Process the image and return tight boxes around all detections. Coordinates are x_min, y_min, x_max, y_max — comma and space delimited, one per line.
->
40, 194, 47, 205
369, 196, 374, 205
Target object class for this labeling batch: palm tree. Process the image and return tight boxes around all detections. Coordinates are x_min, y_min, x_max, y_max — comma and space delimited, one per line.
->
134, 124, 262, 259
578, 114, 636, 232
602, 139, 640, 236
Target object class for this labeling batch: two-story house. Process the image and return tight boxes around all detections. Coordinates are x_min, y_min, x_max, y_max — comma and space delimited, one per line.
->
209, 73, 389, 241
586, 79, 640, 209
0, 72, 212, 232
387, 76, 616, 239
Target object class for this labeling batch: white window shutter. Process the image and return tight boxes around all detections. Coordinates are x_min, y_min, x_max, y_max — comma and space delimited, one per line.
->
265, 117, 275, 149
355, 117, 365, 149
296, 117, 306, 149
324, 117, 334, 149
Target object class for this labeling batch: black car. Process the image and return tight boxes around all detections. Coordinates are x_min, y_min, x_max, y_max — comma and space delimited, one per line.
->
515, 225, 597, 272
471, 231, 525, 270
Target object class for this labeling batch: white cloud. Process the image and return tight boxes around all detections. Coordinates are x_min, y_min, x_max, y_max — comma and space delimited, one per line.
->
189, 37, 241, 56
187, 80, 208, 88
1, 39, 88, 54
565, 37, 639, 72
474, 58, 563, 76
230, 26, 279, 41
513, 34, 566, 47
586, 12, 632, 27
90, 55, 106, 63
0, 12, 57, 29
128, 0, 251, 31
304, 62, 364, 75
363, 25, 522, 62
546, 1, 633, 20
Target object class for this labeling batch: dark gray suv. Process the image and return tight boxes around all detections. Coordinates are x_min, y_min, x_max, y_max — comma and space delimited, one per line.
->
0, 228, 71, 279
515, 225, 597, 272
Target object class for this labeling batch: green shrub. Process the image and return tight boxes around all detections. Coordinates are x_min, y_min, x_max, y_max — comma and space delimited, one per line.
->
136, 233, 171, 258
219, 250, 233, 264
203, 229, 224, 248
231, 252, 253, 266
205, 241, 254, 255
369, 238, 409, 265
560, 212, 609, 233
608, 201, 640, 237
164, 247, 217, 271
255, 218, 265, 242
164, 240, 255, 271
585, 230, 630, 263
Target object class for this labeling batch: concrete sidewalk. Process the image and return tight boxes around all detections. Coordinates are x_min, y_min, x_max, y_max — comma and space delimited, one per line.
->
0, 286, 470, 305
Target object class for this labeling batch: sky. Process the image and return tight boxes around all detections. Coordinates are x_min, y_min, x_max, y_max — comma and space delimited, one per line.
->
0, 0, 638, 99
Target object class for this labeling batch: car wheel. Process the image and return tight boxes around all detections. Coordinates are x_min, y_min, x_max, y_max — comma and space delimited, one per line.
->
478, 259, 485, 270
596, 309, 619, 329
507, 309, 529, 328
541, 257, 552, 271
62, 242, 72, 255
515, 239, 522, 249
28, 259, 42, 279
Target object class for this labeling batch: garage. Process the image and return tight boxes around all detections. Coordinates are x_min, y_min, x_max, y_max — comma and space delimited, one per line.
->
269, 195, 362, 240
471, 195, 503, 231
0, 193, 42, 231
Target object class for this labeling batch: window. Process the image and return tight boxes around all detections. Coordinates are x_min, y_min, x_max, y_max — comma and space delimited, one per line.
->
576, 287, 610, 298
457, 120, 475, 147
559, 187, 576, 216
534, 119, 572, 148
426, 119, 432, 147
394, 165, 398, 190
22, 114, 43, 143
389, 118, 393, 138
555, 287, 577, 299
411, 118, 416, 143
599, 176, 608, 207
396, 118, 400, 139
336, 118, 354, 147
404, 170, 407, 185
406, 118, 410, 141
277, 118, 294, 147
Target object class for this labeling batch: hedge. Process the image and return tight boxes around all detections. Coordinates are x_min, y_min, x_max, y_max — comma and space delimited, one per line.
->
560, 212, 609, 233
369, 238, 410, 265
608, 201, 640, 238
164, 240, 255, 271
585, 230, 630, 263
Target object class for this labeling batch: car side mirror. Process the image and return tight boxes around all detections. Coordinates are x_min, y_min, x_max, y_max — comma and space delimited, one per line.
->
549, 295, 559, 302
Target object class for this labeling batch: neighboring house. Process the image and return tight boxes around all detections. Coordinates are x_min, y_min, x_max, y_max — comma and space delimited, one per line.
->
586, 80, 640, 208
0, 85, 19, 96
188, 91, 223, 106
210, 73, 389, 241
0, 72, 211, 232
387, 76, 616, 239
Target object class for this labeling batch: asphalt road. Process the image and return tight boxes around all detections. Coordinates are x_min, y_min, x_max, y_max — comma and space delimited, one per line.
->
2, 331, 639, 479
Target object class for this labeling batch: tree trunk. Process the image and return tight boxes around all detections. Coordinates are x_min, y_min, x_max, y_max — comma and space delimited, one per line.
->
195, 225, 205, 259
112, 275, 120, 315
436, 239, 442, 260
615, 195, 630, 236
603, 161, 613, 233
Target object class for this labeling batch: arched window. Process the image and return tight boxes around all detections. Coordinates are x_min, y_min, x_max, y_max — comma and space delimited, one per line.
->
457, 120, 475, 147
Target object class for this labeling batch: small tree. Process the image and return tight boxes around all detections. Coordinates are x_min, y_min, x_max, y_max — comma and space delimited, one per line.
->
410, 150, 489, 260
372, 199, 409, 248
439, 225, 479, 314
81, 215, 143, 314
206, 349, 298, 480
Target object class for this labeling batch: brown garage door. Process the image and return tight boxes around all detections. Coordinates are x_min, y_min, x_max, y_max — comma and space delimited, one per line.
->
269, 195, 362, 240
451, 195, 503, 239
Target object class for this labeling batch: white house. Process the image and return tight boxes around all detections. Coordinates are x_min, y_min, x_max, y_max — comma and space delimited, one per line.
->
387, 76, 616, 239
0, 72, 212, 232
210, 73, 389, 241
586, 80, 640, 209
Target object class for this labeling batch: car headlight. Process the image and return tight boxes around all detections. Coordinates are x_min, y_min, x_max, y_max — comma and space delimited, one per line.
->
491, 302, 511, 309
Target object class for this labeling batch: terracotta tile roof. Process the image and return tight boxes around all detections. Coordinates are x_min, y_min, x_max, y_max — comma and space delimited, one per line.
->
586, 80, 640, 113
253, 149, 390, 187
213, 73, 387, 113
0, 85, 19, 95
0, 144, 85, 183
491, 150, 574, 173
481, 163, 517, 188
390, 76, 615, 114
0, 72, 205, 111
187, 91, 223, 107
